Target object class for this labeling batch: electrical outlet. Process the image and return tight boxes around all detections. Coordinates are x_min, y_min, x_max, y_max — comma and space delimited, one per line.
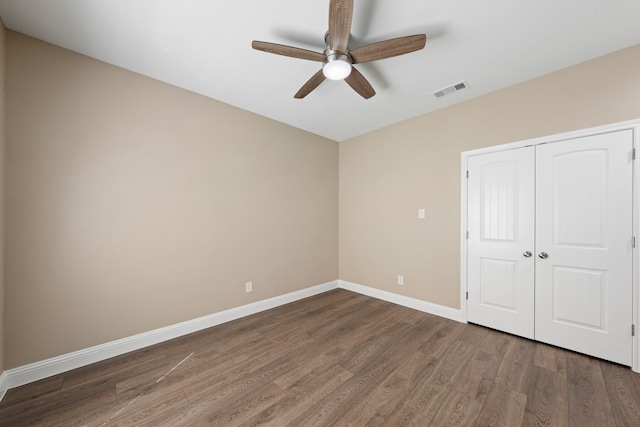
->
418, 208, 426, 219
245, 281, 253, 293
397, 275, 404, 285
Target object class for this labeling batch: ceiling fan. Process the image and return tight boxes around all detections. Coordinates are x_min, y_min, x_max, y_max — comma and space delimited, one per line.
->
252, 0, 427, 99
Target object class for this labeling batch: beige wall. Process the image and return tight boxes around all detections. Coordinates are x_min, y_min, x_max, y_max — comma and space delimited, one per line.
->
5, 32, 338, 368
0, 21, 6, 374
3, 28, 638, 371
340, 44, 640, 309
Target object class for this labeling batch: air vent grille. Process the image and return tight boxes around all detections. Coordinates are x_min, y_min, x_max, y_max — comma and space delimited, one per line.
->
433, 80, 469, 99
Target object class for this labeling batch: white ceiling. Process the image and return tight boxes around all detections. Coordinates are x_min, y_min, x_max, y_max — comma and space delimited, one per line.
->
0, 0, 638, 141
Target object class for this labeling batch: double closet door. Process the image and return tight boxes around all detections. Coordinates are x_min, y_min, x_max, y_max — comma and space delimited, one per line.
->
466, 129, 633, 366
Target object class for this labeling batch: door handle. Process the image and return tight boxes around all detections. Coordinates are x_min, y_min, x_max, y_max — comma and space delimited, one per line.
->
538, 252, 549, 259
523, 251, 532, 257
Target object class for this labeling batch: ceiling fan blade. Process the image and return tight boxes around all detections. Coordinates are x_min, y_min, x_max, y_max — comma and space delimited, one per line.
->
349, 34, 427, 64
344, 67, 375, 99
294, 70, 327, 99
329, 0, 354, 52
252, 41, 326, 62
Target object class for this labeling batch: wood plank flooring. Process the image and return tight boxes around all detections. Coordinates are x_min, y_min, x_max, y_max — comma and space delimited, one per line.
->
1, 289, 640, 426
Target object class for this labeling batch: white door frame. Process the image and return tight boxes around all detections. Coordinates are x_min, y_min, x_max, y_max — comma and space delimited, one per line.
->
460, 118, 640, 372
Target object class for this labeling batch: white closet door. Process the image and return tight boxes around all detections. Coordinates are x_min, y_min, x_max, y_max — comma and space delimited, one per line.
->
467, 147, 535, 339
535, 130, 633, 366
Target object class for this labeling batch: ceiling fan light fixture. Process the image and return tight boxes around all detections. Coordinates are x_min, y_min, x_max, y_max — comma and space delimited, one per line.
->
323, 52, 352, 80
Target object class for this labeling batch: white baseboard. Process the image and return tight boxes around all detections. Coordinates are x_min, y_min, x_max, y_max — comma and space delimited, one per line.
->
1, 280, 339, 393
338, 280, 464, 323
0, 278, 464, 399
0, 371, 7, 402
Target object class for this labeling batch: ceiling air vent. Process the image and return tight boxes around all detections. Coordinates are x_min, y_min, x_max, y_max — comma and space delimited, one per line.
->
433, 80, 469, 99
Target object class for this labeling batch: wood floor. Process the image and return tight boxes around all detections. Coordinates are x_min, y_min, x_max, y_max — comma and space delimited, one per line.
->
1, 289, 640, 426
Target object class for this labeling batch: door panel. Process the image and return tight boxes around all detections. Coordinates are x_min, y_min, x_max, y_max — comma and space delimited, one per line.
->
535, 130, 633, 365
479, 258, 517, 310
467, 147, 535, 339
552, 148, 607, 248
